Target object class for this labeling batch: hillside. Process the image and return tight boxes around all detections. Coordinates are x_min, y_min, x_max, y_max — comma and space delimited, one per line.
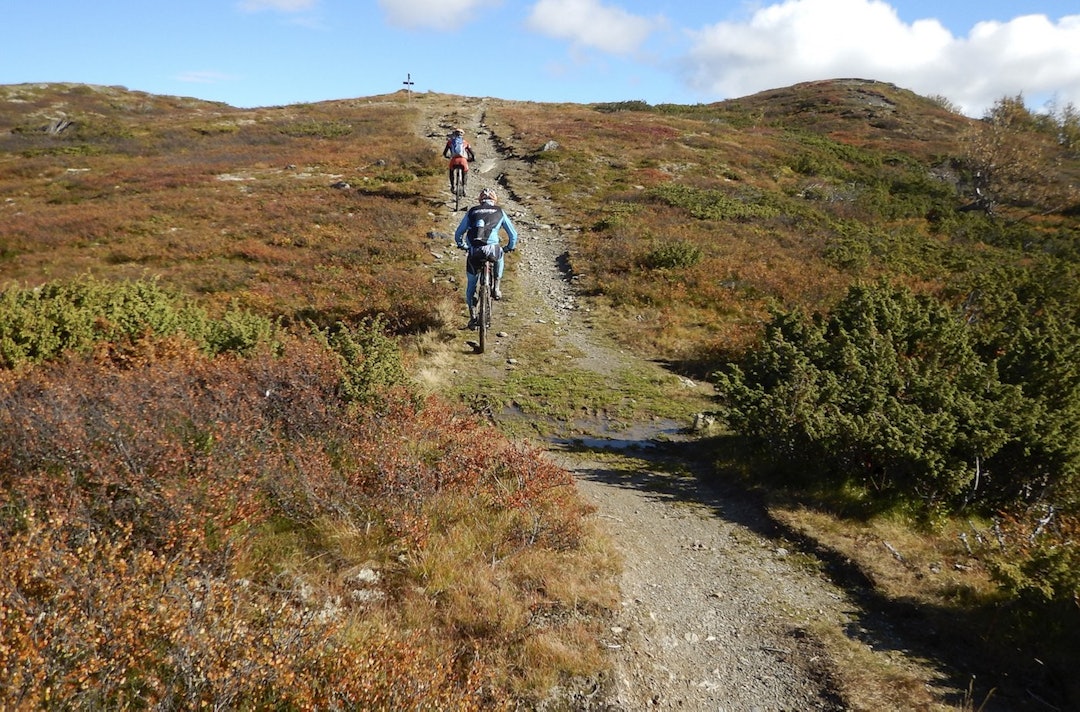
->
2, 79, 1079, 710
4, 79, 1075, 352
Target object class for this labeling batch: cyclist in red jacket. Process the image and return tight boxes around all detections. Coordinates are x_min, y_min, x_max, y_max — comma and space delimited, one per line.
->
443, 128, 476, 192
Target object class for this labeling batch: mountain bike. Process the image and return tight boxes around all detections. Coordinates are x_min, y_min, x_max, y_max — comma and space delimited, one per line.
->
449, 160, 467, 211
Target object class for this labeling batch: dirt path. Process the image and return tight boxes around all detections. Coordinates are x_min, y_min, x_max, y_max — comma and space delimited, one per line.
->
560, 453, 849, 711
416, 97, 853, 710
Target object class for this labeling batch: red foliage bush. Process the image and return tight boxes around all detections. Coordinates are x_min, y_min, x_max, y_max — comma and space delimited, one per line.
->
0, 334, 593, 709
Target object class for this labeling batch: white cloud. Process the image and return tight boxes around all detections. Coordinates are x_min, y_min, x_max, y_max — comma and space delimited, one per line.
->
377, 0, 502, 30
948, 14, 1080, 113
683, 0, 1080, 116
239, 0, 318, 11
527, 0, 664, 56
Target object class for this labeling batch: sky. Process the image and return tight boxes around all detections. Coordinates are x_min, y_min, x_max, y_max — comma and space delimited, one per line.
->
2, 0, 1079, 118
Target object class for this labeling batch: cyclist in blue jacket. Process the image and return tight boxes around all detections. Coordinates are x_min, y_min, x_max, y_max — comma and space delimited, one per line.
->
454, 187, 519, 329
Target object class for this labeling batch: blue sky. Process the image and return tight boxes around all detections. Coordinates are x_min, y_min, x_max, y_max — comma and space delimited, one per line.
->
2, 0, 1079, 117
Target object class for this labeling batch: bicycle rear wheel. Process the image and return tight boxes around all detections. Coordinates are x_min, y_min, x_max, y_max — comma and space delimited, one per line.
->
452, 166, 465, 211
477, 262, 491, 354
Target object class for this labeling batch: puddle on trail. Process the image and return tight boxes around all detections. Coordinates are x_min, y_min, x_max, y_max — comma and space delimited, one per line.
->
550, 419, 688, 451
499, 406, 693, 451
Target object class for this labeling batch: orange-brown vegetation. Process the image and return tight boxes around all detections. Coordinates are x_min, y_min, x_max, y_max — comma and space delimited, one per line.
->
0, 335, 613, 708
3, 79, 1080, 708
0, 84, 448, 333
484, 81, 1078, 370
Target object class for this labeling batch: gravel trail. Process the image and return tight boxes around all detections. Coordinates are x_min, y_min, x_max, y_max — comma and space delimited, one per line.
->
420, 97, 852, 710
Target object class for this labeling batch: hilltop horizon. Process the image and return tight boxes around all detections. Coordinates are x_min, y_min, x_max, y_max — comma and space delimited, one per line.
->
5, 75, 971, 115
3, 1, 1079, 118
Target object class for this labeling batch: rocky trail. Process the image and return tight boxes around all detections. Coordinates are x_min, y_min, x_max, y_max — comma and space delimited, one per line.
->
416, 97, 881, 711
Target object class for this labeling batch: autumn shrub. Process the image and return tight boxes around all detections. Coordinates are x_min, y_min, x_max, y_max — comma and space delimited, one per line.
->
640, 239, 703, 270
0, 342, 361, 708
877, 168, 957, 220
789, 151, 838, 177
0, 509, 498, 711
0, 275, 278, 368
792, 129, 883, 169
276, 119, 354, 139
971, 506, 1080, 700
592, 100, 652, 114
822, 229, 873, 272
958, 263, 1080, 507
987, 507, 1080, 608
645, 182, 779, 221
714, 267, 1080, 645
714, 280, 1025, 515
957, 94, 1080, 221
313, 316, 410, 407
0, 325, 608, 708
